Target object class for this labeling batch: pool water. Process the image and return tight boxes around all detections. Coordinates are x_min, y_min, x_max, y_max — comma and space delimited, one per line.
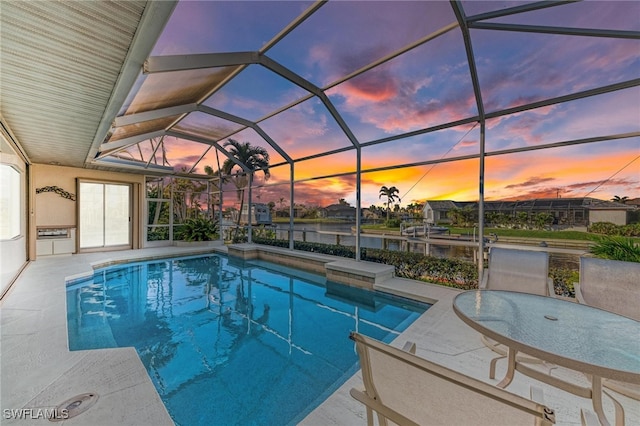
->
66, 255, 429, 425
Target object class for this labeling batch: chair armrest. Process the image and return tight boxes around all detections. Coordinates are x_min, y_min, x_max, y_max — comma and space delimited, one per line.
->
546, 277, 555, 298
349, 388, 420, 426
530, 386, 545, 405
580, 409, 600, 426
402, 341, 416, 354
530, 386, 557, 425
480, 269, 489, 289
574, 282, 585, 304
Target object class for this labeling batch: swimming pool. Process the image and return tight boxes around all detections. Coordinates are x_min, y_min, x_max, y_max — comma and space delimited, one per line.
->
66, 254, 429, 425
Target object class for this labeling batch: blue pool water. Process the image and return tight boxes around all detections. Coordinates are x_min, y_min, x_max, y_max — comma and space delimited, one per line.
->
66, 254, 429, 425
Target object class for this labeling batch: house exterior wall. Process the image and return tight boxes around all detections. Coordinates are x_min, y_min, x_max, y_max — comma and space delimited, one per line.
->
30, 164, 145, 258
423, 205, 450, 224
588, 210, 627, 226
424, 206, 435, 223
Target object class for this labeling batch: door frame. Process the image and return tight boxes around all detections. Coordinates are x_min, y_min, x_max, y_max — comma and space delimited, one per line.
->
77, 179, 133, 253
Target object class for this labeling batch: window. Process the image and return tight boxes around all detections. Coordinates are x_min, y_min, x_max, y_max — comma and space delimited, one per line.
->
0, 164, 21, 239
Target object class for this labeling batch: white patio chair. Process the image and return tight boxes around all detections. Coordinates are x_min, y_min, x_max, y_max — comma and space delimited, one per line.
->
480, 247, 555, 296
349, 332, 556, 426
479, 247, 556, 377
575, 257, 640, 401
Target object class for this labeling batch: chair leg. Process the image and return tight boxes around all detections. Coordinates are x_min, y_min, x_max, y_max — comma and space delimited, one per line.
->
603, 390, 625, 426
489, 355, 506, 379
497, 348, 517, 388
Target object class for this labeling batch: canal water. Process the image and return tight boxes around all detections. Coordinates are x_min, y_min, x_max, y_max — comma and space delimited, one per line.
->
272, 222, 580, 270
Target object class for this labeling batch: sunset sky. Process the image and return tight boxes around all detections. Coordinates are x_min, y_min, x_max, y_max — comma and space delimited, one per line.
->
119, 1, 639, 208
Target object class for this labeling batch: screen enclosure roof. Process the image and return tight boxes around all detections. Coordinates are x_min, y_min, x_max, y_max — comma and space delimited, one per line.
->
92, 0, 639, 186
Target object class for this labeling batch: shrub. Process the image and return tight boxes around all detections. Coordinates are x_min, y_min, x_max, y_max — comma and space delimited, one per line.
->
384, 219, 402, 228
252, 238, 357, 257
178, 217, 219, 241
620, 223, 640, 237
362, 248, 478, 289
549, 267, 578, 297
252, 225, 276, 240
252, 238, 479, 289
589, 221, 619, 235
588, 235, 640, 262
589, 221, 640, 237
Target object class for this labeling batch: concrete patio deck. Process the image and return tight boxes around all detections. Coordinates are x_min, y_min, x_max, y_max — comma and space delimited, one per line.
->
1, 247, 638, 425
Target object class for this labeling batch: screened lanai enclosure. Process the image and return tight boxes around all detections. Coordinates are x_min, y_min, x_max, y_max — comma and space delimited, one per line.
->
3, 1, 639, 267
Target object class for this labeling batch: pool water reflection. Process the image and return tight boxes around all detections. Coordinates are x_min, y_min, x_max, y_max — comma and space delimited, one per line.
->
66, 254, 428, 425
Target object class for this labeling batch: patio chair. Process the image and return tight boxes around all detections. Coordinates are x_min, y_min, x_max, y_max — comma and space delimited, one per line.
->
479, 247, 556, 377
480, 247, 554, 296
575, 257, 640, 400
349, 332, 556, 426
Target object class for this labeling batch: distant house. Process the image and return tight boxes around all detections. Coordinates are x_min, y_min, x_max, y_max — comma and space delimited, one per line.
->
362, 208, 380, 220
240, 203, 272, 225
422, 197, 634, 227
423, 200, 459, 224
624, 198, 640, 208
324, 203, 356, 220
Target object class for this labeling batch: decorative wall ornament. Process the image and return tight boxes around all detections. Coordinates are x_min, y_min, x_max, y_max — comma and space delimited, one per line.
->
36, 185, 76, 201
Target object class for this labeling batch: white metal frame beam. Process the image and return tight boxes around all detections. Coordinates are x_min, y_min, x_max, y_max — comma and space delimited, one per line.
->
98, 130, 166, 155
469, 23, 640, 40
113, 103, 197, 127
197, 105, 293, 163
451, 0, 487, 274
94, 157, 174, 172
466, 1, 579, 23
144, 52, 258, 73
166, 130, 252, 173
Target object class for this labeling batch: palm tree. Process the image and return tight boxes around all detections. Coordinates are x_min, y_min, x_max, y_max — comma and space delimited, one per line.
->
221, 139, 270, 228
612, 195, 629, 204
379, 185, 399, 221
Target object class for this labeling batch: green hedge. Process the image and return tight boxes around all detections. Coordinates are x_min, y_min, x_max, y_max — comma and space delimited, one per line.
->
362, 248, 478, 290
251, 238, 584, 295
252, 238, 479, 289
590, 221, 640, 237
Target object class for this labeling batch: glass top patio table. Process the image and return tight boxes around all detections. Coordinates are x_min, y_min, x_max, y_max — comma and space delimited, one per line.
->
453, 290, 640, 384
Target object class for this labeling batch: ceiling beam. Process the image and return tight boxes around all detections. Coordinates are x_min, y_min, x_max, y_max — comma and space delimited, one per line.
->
259, 55, 361, 148
98, 130, 166, 153
197, 105, 293, 163
291, 131, 640, 183
166, 129, 251, 173
466, 1, 577, 23
113, 103, 197, 127
485, 78, 640, 119
260, 0, 327, 54
144, 52, 258, 73
93, 157, 174, 172
469, 22, 640, 39
451, 1, 485, 120
325, 21, 459, 91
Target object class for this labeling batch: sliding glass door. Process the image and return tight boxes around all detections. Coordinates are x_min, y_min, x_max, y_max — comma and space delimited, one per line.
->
79, 182, 131, 249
